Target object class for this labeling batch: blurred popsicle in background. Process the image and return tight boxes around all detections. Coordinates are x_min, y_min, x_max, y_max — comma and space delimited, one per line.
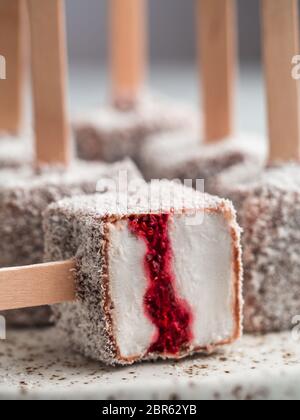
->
73, 0, 197, 164
0, 0, 33, 169
138, 0, 267, 193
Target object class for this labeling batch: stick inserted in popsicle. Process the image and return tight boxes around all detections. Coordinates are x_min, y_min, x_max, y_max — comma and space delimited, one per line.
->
0, 260, 75, 311
110, 0, 147, 107
27, 0, 70, 166
0, 0, 25, 135
198, 0, 236, 143
262, 0, 300, 161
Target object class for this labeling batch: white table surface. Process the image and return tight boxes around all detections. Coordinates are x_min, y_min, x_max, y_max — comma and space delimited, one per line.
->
0, 329, 299, 400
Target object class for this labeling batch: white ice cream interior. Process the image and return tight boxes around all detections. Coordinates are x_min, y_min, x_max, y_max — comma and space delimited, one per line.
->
108, 220, 156, 359
169, 213, 235, 347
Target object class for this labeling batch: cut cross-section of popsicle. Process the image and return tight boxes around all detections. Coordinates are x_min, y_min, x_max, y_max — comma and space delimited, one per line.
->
42, 181, 242, 365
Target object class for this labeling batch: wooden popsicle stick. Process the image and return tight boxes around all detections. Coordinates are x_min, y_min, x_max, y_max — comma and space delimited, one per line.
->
0, 260, 76, 311
261, 0, 300, 162
0, 0, 25, 135
27, 0, 70, 166
110, 0, 147, 108
198, 0, 236, 143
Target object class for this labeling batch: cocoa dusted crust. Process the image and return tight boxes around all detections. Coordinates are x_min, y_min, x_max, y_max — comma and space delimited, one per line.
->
0, 159, 143, 328
217, 162, 300, 333
44, 182, 243, 365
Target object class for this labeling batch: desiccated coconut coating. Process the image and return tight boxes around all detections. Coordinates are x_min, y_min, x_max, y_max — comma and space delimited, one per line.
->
0, 134, 33, 169
73, 93, 197, 163
44, 181, 243, 366
0, 159, 143, 327
217, 162, 300, 333
138, 131, 267, 195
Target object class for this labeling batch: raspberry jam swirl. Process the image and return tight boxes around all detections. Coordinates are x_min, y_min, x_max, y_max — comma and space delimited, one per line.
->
129, 213, 193, 355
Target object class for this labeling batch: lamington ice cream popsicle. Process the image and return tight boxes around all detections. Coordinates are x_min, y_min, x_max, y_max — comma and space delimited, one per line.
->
0, 0, 143, 328
138, 0, 267, 194
0, 0, 32, 169
73, 0, 197, 164
216, 0, 300, 333
0, 181, 243, 365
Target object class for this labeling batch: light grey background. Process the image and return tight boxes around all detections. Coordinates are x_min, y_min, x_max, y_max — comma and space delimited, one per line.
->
66, 0, 262, 64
